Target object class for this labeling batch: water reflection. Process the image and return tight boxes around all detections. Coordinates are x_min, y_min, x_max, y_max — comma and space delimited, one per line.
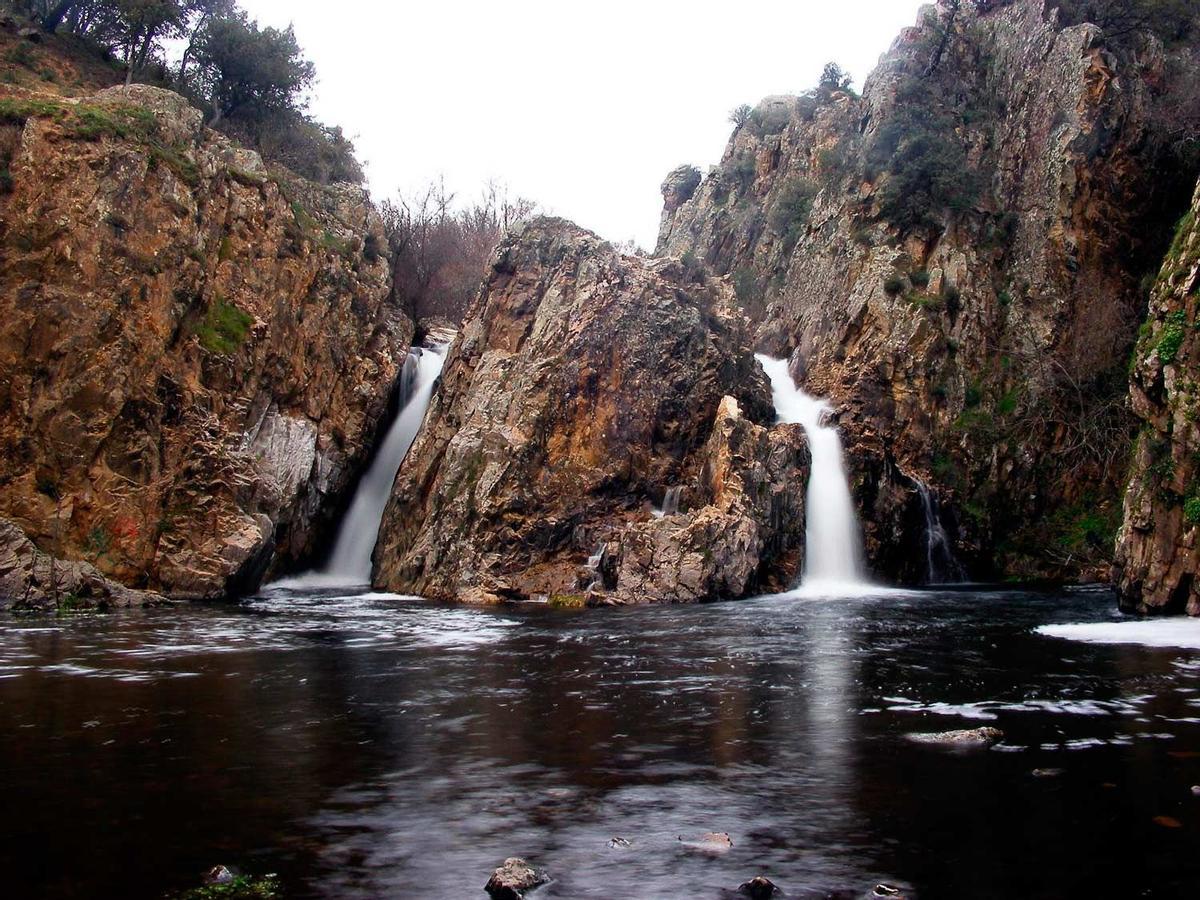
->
0, 587, 1197, 898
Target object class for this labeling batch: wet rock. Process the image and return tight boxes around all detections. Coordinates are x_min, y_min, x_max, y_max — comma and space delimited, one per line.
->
374, 218, 807, 604
204, 866, 236, 885
907, 727, 1003, 747
607, 837, 632, 849
1153, 815, 1183, 829
484, 857, 548, 899
1032, 767, 1065, 778
739, 875, 782, 898
1192, 785, 1200, 797
871, 885, 908, 899
0, 518, 159, 611
1117, 179, 1200, 617
679, 831, 734, 853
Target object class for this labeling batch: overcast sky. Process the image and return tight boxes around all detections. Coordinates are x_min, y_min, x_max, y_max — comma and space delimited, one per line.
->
238, 0, 926, 249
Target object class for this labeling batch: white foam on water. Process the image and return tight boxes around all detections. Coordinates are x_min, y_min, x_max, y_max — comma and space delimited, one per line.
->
1037, 619, 1200, 651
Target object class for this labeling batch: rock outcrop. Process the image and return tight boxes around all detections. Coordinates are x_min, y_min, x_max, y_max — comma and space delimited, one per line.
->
0, 84, 410, 604
1116, 180, 1200, 615
373, 219, 809, 604
658, 0, 1200, 583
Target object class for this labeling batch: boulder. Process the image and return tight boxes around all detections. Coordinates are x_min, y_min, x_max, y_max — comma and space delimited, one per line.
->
484, 858, 548, 899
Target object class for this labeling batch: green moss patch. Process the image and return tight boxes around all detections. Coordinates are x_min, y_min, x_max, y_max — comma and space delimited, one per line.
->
195, 298, 253, 355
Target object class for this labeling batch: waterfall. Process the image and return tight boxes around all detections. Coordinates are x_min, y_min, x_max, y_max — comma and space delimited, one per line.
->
654, 486, 683, 518
915, 481, 966, 585
324, 344, 448, 582
271, 343, 447, 590
756, 354, 868, 593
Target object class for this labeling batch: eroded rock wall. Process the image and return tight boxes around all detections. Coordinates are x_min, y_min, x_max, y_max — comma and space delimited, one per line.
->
1116, 180, 1200, 615
659, 0, 1199, 582
373, 219, 809, 605
0, 84, 411, 607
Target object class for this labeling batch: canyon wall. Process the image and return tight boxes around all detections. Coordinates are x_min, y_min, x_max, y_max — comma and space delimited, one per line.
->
0, 84, 410, 608
659, 0, 1199, 583
373, 219, 809, 605
1117, 179, 1200, 615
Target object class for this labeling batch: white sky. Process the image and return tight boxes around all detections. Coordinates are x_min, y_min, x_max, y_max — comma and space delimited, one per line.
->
238, 0, 926, 249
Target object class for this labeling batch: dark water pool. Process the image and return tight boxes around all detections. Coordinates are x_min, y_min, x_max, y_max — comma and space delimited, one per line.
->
1, 585, 1198, 899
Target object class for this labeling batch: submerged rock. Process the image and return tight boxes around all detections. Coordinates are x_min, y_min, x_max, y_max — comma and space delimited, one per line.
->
907, 727, 1003, 747
484, 857, 548, 899
679, 831, 734, 853
374, 218, 808, 604
739, 875, 782, 898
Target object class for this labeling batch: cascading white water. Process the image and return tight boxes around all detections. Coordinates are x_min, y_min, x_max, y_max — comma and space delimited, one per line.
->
915, 481, 966, 585
269, 343, 448, 591
653, 486, 683, 519
322, 344, 448, 582
757, 354, 868, 593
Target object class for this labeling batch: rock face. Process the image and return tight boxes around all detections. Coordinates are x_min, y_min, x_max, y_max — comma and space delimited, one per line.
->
658, 0, 1200, 583
373, 219, 809, 604
0, 84, 411, 604
1116, 180, 1200, 615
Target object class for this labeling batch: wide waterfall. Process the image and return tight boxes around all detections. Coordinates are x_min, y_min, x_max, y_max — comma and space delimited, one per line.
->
757, 354, 868, 593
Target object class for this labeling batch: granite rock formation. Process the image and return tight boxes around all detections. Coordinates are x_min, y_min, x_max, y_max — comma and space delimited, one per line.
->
1116, 179, 1200, 615
658, 0, 1200, 583
0, 83, 411, 606
373, 219, 809, 605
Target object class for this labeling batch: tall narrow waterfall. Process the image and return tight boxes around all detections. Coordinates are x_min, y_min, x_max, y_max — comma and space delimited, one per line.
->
322, 344, 448, 583
757, 355, 867, 592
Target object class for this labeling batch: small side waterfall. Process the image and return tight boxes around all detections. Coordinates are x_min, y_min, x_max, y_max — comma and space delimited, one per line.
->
757, 354, 868, 593
654, 486, 683, 518
323, 344, 448, 582
915, 481, 966, 585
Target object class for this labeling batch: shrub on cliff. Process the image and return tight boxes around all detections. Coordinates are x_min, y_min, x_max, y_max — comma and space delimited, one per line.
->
866, 77, 982, 233
768, 177, 818, 252
1048, 0, 1196, 45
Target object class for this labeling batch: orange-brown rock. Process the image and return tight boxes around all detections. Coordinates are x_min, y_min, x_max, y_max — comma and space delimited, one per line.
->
0, 84, 410, 607
372, 219, 809, 604
658, 0, 1200, 583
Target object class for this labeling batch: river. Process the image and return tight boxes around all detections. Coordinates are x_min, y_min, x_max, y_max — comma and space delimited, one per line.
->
1, 585, 1198, 898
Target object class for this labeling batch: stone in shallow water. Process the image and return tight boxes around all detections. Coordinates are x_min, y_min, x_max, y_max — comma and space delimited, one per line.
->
1192, 785, 1200, 797
484, 857, 548, 899
906, 726, 1003, 747
607, 836, 632, 849
679, 831, 734, 853
204, 865, 235, 885
738, 875, 781, 898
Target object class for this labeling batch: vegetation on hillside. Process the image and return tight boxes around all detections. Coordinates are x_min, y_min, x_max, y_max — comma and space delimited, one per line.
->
382, 180, 538, 329
6, 0, 360, 184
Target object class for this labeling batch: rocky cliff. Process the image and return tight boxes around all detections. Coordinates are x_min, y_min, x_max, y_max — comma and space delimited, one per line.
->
659, 0, 1200, 583
1116, 179, 1200, 615
373, 219, 809, 605
0, 84, 411, 609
